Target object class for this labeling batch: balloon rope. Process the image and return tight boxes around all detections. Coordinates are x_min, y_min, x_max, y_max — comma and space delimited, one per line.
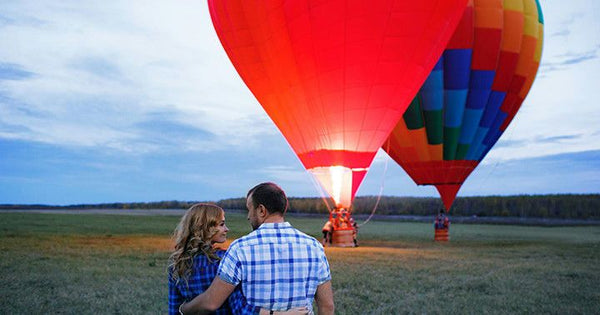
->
358, 149, 389, 227
476, 117, 519, 192
479, 158, 502, 192
308, 173, 334, 213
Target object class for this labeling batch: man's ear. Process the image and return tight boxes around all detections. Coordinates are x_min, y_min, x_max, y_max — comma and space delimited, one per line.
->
257, 204, 268, 219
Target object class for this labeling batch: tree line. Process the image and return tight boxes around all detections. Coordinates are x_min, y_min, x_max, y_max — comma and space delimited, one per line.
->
220, 194, 600, 219
2, 194, 598, 219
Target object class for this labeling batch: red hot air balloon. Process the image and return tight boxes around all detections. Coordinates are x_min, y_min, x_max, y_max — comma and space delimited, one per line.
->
208, 0, 468, 208
383, 0, 544, 210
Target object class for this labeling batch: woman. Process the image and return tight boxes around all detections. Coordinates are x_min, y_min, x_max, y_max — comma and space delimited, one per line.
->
168, 203, 306, 315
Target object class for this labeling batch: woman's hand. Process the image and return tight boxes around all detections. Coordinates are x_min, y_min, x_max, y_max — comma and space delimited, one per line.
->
277, 307, 309, 315
259, 307, 309, 315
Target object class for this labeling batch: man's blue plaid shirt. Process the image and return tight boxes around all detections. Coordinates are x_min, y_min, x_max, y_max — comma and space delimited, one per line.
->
217, 222, 331, 311
168, 250, 258, 315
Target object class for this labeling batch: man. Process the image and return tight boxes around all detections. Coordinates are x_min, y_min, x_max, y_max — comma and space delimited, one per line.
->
434, 208, 450, 230
181, 182, 334, 315
321, 219, 333, 246
434, 208, 450, 242
349, 217, 358, 247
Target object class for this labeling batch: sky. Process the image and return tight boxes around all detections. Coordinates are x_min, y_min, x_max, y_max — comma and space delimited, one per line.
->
0, 1, 599, 205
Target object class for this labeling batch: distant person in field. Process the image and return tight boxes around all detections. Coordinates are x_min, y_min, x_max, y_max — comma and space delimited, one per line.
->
180, 182, 334, 315
349, 217, 358, 247
434, 208, 450, 230
321, 219, 333, 246
168, 203, 307, 315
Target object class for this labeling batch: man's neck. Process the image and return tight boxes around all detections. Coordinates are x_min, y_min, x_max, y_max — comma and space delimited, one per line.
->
263, 214, 285, 224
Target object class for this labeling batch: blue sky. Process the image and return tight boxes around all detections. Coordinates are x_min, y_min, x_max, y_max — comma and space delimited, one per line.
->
0, 1, 599, 205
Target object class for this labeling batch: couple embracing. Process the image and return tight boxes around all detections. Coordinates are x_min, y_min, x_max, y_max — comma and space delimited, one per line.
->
168, 182, 335, 315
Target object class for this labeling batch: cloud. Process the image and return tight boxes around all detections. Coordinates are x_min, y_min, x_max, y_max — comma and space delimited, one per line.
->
538, 1, 600, 77
0, 121, 31, 134
0, 14, 11, 26
490, 139, 527, 149
0, 1, 273, 155
256, 165, 310, 182
558, 50, 598, 65
0, 11, 47, 28
536, 134, 583, 143
551, 29, 570, 37
481, 132, 599, 164
0, 63, 35, 80
459, 150, 600, 196
539, 48, 599, 75
132, 114, 218, 151
69, 56, 123, 81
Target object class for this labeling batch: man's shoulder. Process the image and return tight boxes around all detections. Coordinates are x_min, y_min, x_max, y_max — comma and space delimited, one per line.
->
229, 223, 323, 249
226, 229, 261, 254
229, 229, 259, 246
269, 224, 325, 252
289, 226, 321, 244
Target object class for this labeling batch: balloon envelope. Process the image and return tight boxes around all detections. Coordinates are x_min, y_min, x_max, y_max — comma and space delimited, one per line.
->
208, 0, 468, 207
383, 0, 544, 209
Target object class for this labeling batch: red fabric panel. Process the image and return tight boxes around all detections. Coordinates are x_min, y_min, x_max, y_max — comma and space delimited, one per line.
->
508, 74, 527, 94
499, 92, 519, 113
500, 95, 524, 131
491, 51, 520, 91
351, 170, 368, 204
471, 28, 502, 70
435, 184, 462, 210
446, 5, 474, 49
402, 160, 478, 185
298, 150, 376, 169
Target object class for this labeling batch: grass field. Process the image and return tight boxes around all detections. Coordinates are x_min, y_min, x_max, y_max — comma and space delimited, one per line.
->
1, 211, 599, 314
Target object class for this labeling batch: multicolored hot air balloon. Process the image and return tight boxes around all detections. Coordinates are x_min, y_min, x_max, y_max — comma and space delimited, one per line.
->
208, 0, 468, 208
383, 0, 544, 210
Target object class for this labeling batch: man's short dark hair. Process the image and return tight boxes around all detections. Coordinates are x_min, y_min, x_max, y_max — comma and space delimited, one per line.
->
247, 182, 288, 215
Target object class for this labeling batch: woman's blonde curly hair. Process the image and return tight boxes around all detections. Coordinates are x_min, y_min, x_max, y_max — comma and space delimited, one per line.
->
168, 203, 224, 282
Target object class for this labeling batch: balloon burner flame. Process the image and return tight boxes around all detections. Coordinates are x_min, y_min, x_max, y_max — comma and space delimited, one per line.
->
309, 165, 353, 208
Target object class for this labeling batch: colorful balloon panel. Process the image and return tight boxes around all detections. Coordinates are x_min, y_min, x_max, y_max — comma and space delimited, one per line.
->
209, 0, 468, 207
384, 0, 544, 209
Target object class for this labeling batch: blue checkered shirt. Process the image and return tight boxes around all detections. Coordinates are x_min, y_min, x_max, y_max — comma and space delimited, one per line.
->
168, 250, 259, 315
217, 222, 331, 311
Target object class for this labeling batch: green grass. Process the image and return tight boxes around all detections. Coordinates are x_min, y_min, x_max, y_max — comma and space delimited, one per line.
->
1, 212, 599, 314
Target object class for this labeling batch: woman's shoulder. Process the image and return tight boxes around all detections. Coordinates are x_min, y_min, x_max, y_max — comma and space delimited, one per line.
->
193, 249, 226, 264
215, 249, 226, 257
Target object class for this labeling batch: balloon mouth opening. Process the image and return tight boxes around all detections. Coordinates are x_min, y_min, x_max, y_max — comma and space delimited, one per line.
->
309, 165, 367, 208
329, 166, 347, 205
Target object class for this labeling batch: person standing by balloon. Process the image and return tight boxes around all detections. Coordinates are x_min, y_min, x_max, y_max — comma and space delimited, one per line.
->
434, 209, 450, 242
321, 219, 333, 246
349, 217, 359, 247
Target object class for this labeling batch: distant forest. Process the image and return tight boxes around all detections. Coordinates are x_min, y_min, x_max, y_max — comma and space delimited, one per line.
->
2, 194, 599, 220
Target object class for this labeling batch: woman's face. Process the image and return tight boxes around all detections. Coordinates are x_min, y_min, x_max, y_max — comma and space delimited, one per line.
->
210, 212, 229, 244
